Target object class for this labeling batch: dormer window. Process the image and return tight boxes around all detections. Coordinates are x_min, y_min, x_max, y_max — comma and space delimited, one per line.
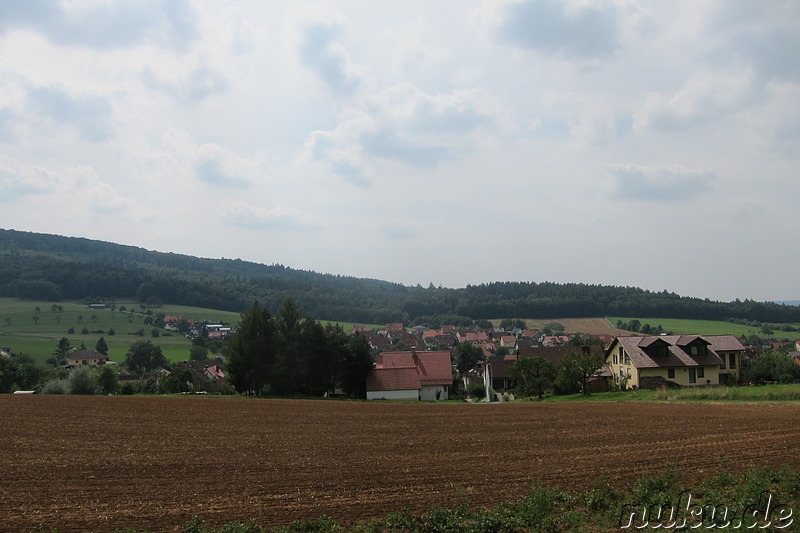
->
689, 344, 707, 356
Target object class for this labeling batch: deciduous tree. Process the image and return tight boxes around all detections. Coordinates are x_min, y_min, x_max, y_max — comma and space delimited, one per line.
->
124, 340, 167, 376
511, 356, 556, 399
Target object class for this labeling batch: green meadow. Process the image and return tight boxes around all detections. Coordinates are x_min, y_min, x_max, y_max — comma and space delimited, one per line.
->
0, 298, 221, 364
608, 316, 800, 340
0, 297, 381, 365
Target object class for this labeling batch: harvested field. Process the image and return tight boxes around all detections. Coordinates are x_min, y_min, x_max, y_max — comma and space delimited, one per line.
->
519, 317, 632, 336
1, 396, 799, 532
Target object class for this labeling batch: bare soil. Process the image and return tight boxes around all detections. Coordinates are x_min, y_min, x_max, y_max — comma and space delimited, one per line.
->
1, 396, 798, 532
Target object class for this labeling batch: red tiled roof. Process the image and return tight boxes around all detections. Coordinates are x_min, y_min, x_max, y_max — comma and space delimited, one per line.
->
367, 350, 452, 391
366, 367, 420, 391
414, 351, 453, 385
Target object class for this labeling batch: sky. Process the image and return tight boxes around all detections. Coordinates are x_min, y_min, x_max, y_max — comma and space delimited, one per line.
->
0, 0, 798, 303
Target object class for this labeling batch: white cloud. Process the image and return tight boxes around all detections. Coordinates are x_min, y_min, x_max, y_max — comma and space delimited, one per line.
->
0, 155, 60, 200
0, 0, 198, 50
162, 130, 260, 189
475, 0, 622, 59
297, 17, 367, 96
0, 1, 797, 301
220, 203, 321, 231
25, 85, 116, 142
304, 83, 506, 182
634, 69, 754, 133
607, 163, 716, 202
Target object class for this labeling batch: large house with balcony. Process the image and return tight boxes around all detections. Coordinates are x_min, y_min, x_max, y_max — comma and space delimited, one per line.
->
606, 335, 745, 389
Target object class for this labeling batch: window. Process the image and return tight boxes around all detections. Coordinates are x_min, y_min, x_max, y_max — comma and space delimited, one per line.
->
689, 368, 696, 384
613, 353, 618, 364
690, 344, 707, 356
729, 353, 737, 369
667, 368, 675, 379
697, 367, 705, 378
720, 353, 726, 369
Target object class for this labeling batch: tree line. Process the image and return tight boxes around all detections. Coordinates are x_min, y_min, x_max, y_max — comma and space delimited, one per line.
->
2, 228, 799, 325
224, 299, 374, 397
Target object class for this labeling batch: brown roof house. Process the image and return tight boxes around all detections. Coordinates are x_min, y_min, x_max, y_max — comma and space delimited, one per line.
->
66, 349, 109, 368
366, 350, 453, 401
606, 335, 746, 389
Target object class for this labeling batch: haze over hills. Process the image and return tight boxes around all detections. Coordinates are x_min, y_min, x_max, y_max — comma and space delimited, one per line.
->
1, 228, 798, 327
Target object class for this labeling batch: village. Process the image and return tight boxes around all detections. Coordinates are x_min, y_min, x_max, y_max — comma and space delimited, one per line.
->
38, 309, 800, 401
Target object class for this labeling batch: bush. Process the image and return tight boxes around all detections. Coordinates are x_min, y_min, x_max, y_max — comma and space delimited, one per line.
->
67, 365, 96, 395
466, 382, 486, 398
39, 379, 68, 394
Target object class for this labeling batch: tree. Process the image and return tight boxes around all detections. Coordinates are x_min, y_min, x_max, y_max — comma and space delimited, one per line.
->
511, 356, 556, 399
95, 337, 109, 355
189, 345, 209, 361
224, 301, 275, 396
161, 367, 193, 394
298, 319, 336, 396
566, 334, 605, 348
749, 351, 799, 384
124, 340, 167, 376
95, 365, 118, 395
51, 337, 72, 365
272, 298, 304, 395
455, 341, 483, 386
176, 318, 191, 334
67, 365, 95, 395
340, 332, 374, 398
556, 349, 605, 395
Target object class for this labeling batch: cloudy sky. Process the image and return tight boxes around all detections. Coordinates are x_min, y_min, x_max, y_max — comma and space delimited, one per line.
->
1, 0, 798, 303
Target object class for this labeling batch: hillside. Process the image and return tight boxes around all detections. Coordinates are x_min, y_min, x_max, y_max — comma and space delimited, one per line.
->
1, 228, 799, 326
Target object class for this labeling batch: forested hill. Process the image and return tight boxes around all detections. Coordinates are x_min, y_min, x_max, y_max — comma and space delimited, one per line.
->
1, 228, 798, 326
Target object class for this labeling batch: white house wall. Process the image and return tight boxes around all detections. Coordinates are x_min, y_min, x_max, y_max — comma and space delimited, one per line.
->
367, 389, 419, 400
420, 385, 448, 401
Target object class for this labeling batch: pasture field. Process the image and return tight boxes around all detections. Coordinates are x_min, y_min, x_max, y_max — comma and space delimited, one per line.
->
0, 298, 381, 365
608, 316, 800, 340
0, 298, 198, 363
1, 396, 799, 532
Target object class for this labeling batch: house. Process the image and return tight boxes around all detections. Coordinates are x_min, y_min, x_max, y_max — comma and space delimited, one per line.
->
606, 335, 746, 389
542, 335, 570, 347
176, 358, 227, 385
481, 359, 516, 392
366, 350, 452, 401
66, 349, 109, 367
500, 336, 518, 350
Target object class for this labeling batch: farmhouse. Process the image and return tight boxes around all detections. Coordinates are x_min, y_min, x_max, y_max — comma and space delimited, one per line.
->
65, 349, 109, 367
366, 350, 452, 401
606, 335, 745, 389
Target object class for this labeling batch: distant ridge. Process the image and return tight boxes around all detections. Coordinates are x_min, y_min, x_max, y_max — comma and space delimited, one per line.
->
1, 227, 799, 326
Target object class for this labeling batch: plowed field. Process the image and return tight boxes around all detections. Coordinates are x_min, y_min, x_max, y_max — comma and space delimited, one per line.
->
1, 396, 798, 532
